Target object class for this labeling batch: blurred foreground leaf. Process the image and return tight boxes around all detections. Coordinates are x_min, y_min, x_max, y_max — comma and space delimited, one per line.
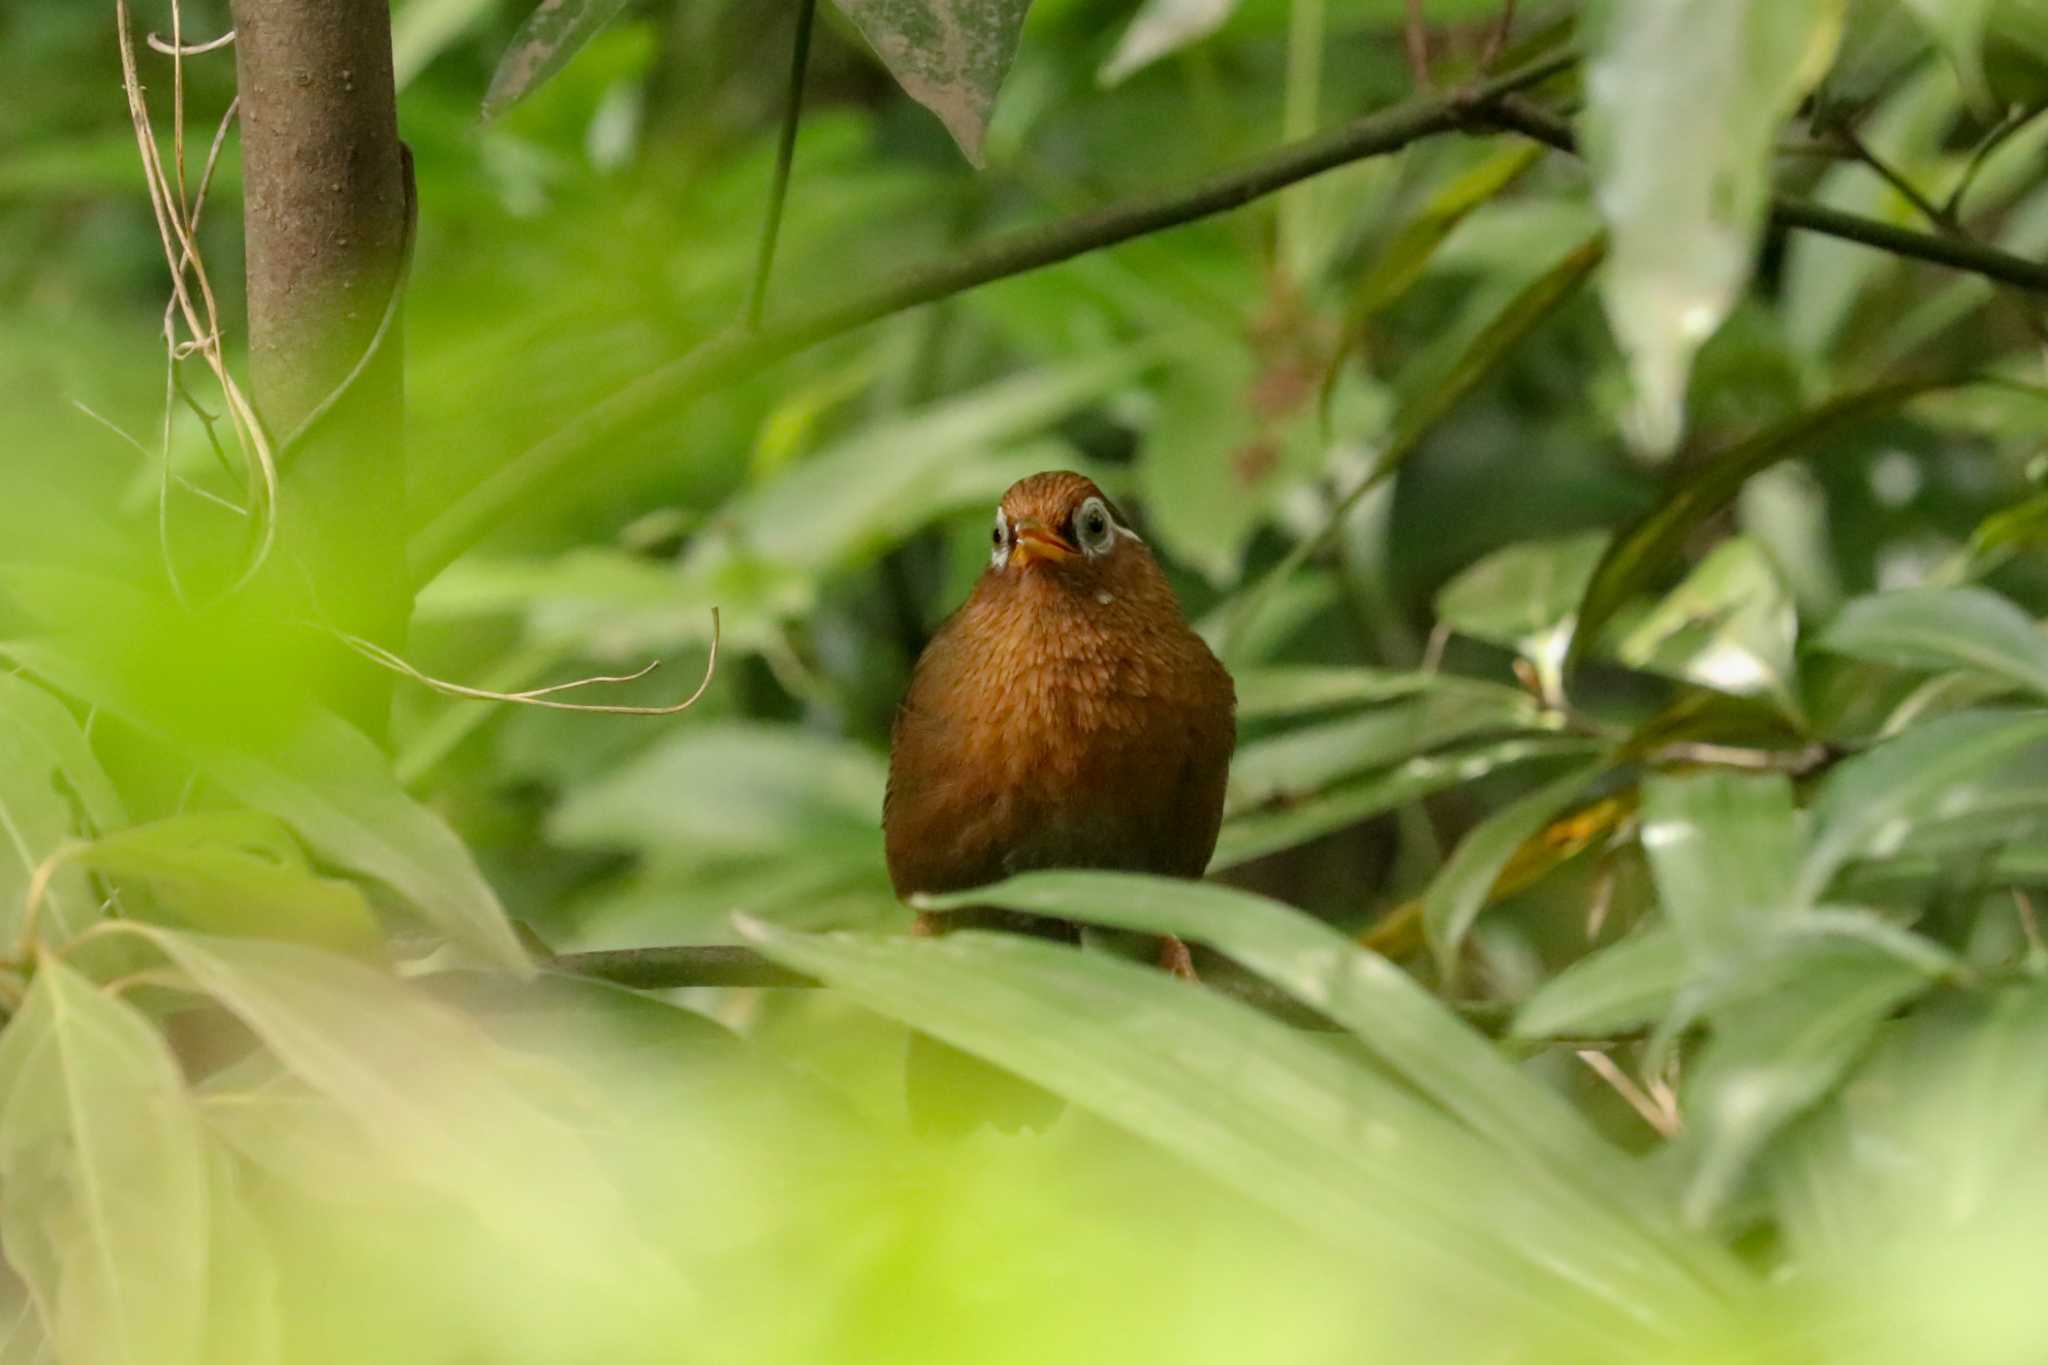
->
0, 956, 207, 1365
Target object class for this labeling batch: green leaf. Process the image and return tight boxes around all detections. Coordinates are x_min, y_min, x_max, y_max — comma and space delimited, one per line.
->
1232, 665, 1533, 720
1436, 531, 1610, 697
6, 637, 528, 971
1900, 0, 1999, 109
200, 1151, 280, 1365
550, 721, 885, 856
1099, 0, 1239, 84
77, 814, 382, 955
1640, 771, 1800, 956
1226, 690, 1544, 813
482, 0, 632, 119
743, 914, 1730, 1334
1214, 737, 1598, 871
1798, 708, 2048, 904
127, 928, 681, 1299
1581, 0, 1843, 449
830, 0, 1034, 165
0, 955, 207, 1365
0, 672, 124, 946
1423, 761, 1612, 976
1568, 382, 1945, 673
1513, 925, 1688, 1039
1613, 538, 1799, 708
1818, 586, 2048, 702
1675, 938, 1933, 1226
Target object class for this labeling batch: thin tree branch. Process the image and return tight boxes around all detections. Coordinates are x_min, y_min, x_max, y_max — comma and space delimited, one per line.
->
746, 0, 816, 329
1832, 123, 1952, 233
408, 49, 1576, 580
1487, 97, 2048, 295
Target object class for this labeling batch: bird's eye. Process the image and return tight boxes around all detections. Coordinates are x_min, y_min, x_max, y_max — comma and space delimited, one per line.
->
989, 508, 1010, 568
1075, 498, 1116, 556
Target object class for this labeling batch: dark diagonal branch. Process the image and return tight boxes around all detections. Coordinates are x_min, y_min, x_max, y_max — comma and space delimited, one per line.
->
407, 50, 1575, 580
1488, 97, 2048, 295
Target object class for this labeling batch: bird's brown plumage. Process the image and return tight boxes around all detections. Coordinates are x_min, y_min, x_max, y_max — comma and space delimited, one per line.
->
885, 471, 1237, 897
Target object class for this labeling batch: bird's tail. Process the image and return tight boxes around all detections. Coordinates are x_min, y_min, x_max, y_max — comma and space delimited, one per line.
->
904, 1028, 1064, 1136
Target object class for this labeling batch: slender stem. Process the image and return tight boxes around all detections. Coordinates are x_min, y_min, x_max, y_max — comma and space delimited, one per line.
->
409, 49, 1575, 579
1833, 124, 1952, 234
746, 0, 816, 329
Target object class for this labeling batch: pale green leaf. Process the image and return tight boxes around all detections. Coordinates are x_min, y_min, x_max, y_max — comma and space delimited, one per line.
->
1797, 709, 2048, 903
1215, 737, 1597, 871
0, 956, 207, 1365
1819, 586, 2048, 702
0, 672, 124, 945
128, 928, 683, 1302
1676, 939, 1932, 1226
1900, 0, 1999, 108
77, 814, 381, 955
1099, 0, 1238, 84
1583, 0, 1843, 449
1423, 761, 1610, 975
1436, 532, 1611, 696
1513, 925, 1688, 1040
743, 915, 1728, 1336
1640, 771, 1800, 956
1614, 539, 1799, 707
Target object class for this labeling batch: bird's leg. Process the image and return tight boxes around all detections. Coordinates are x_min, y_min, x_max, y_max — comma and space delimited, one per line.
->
1157, 934, 1199, 981
910, 909, 946, 938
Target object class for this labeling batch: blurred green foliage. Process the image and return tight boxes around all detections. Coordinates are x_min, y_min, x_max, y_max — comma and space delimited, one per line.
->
10, 0, 2048, 1359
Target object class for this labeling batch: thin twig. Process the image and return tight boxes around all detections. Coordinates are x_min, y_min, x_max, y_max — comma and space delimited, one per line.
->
116, 4, 278, 589
147, 28, 235, 56
1577, 1049, 1681, 1136
331, 608, 721, 715
746, 0, 817, 329
1478, 0, 1516, 72
1946, 104, 2048, 222
1403, 0, 1430, 89
1833, 123, 1953, 233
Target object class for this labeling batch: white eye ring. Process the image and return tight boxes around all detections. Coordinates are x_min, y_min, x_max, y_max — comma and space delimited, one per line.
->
1075, 497, 1117, 557
989, 507, 1010, 569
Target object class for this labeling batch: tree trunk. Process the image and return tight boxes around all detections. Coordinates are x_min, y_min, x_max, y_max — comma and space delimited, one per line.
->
229, 0, 410, 736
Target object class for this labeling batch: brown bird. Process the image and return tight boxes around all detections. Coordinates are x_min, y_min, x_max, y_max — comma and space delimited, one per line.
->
884, 470, 1236, 1131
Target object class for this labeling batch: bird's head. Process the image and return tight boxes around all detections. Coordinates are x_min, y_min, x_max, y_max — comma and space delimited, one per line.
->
986, 471, 1153, 602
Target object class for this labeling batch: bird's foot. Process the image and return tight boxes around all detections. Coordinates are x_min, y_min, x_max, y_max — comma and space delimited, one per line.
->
1157, 934, 1199, 981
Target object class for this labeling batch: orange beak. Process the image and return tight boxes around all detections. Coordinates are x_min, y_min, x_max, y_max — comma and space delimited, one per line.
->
1009, 519, 1078, 569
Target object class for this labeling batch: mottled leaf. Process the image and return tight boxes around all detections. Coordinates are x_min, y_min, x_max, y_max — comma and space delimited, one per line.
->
483, 0, 632, 119
1614, 538, 1799, 708
831, 0, 1034, 165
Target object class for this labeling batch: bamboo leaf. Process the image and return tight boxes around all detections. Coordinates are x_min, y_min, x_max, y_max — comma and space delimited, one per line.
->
1099, 0, 1238, 85
1818, 586, 2048, 702
1582, 0, 1843, 449
743, 913, 1731, 1335
0, 672, 124, 946
0, 956, 207, 1365
1567, 382, 1944, 673
1640, 771, 1800, 955
1798, 709, 2048, 903
483, 0, 632, 119
1214, 737, 1597, 871
1513, 925, 1688, 1040
77, 814, 382, 955
1423, 762, 1611, 976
